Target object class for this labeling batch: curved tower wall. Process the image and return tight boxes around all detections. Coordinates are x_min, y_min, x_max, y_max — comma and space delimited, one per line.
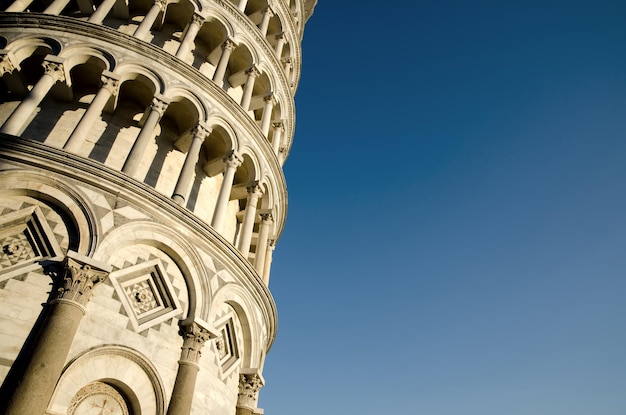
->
0, 0, 315, 414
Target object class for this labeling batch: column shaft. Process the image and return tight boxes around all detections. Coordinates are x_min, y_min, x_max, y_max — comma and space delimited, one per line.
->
122, 98, 168, 177
274, 34, 286, 57
211, 153, 241, 232
238, 185, 262, 257
240, 68, 258, 111
134, 0, 164, 40
5, 0, 33, 12
262, 243, 274, 285
213, 40, 235, 85
0, 61, 64, 136
88, 0, 117, 23
260, 96, 274, 136
43, 0, 70, 14
259, 8, 273, 36
166, 362, 198, 415
271, 122, 283, 155
254, 215, 271, 273
172, 125, 210, 205
237, 0, 247, 12
176, 14, 203, 59
64, 74, 118, 152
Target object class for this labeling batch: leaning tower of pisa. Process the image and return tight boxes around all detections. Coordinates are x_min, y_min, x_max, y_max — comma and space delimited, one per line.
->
0, 0, 315, 413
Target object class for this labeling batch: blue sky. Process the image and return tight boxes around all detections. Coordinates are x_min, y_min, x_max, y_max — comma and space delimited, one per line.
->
261, 1, 626, 414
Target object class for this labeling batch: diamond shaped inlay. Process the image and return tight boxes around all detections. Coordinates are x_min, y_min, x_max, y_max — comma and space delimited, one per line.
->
110, 259, 182, 332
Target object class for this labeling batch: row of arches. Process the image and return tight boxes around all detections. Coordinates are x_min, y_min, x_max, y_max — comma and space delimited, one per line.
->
1, 0, 301, 89
0, 34, 286, 267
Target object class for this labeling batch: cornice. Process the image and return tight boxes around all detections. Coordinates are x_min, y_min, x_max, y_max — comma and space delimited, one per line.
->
0, 136, 278, 350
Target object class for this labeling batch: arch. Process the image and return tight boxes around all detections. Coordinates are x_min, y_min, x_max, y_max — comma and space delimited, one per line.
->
205, 114, 238, 152
113, 62, 166, 95
0, 169, 100, 255
163, 86, 207, 124
94, 221, 209, 319
48, 345, 166, 415
58, 44, 116, 72
5, 36, 62, 63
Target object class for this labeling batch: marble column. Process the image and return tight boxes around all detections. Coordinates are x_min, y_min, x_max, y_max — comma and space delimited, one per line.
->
236, 370, 264, 415
212, 39, 236, 85
88, 0, 117, 24
283, 58, 293, 87
237, 0, 247, 12
176, 13, 204, 59
5, 0, 33, 12
172, 123, 211, 205
237, 183, 262, 257
3, 251, 111, 415
240, 66, 259, 111
133, 0, 167, 40
270, 122, 283, 155
259, 94, 275, 137
274, 33, 286, 57
262, 241, 275, 285
258, 7, 273, 36
0, 58, 65, 136
122, 96, 169, 177
254, 213, 272, 274
211, 152, 242, 232
43, 0, 71, 15
64, 72, 119, 152
166, 321, 213, 415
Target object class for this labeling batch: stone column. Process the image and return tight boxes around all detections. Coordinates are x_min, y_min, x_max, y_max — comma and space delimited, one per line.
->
277, 147, 286, 165
122, 96, 169, 177
176, 13, 204, 59
259, 94, 275, 137
0, 57, 65, 136
240, 66, 259, 111
283, 58, 292, 87
211, 151, 242, 232
237, 183, 262, 257
133, 0, 167, 40
212, 39, 236, 85
262, 241, 274, 285
236, 370, 264, 415
274, 33, 286, 57
254, 213, 272, 274
172, 123, 211, 205
43, 0, 71, 15
258, 7, 273, 36
236, 0, 247, 12
270, 122, 283, 155
166, 321, 213, 415
64, 72, 119, 152
88, 0, 117, 24
5, 0, 33, 12
3, 251, 111, 415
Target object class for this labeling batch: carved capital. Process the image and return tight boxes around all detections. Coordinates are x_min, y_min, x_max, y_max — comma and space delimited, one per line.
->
223, 38, 237, 51
54, 252, 111, 307
190, 13, 204, 26
0, 55, 15, 75
272, 121, 284, 131
237, 371, 264, 409
179, 321, 212, 363
263, 94, 276, 105
246, 182, 262, 197
154, 0, 167, 10
100, 74, 119, 95
225, 151, 243, 169
43, 60, 65, 83
192, 123, 211, 141
150, 97, 169, 116
262, 6, 274, 17
274, 32, 285, 41
246, 66, 260, 78
260, 212, 273, 223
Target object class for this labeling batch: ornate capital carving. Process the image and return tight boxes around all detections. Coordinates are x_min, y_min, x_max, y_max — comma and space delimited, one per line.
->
54, 252, 110, 307
0, 55, 15, 75
246, 66, 260, 78
263, 94, 276, 105
260, 212, 273, 223
237, 371, 264, 409
225, 151, 243, 169
272, 121, 284, 131
43, 60, 65, 83
262, 6, 274, 17
154, 0, 167, 10
150, 97, 169, 116
100, 74, 119, 95
223, 38, 237, 51
274, 32, 285, 41
179, 321, 212, 363
192, 123, 211, 141
246, 182, 262, 197
190, 13, 204, 26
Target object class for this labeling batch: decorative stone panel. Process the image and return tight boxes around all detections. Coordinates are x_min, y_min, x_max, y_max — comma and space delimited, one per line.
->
109, 259, 183, 332
0, 206, 63, 280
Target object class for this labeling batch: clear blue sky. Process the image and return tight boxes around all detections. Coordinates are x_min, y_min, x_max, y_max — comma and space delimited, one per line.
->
261, 2, 626, 414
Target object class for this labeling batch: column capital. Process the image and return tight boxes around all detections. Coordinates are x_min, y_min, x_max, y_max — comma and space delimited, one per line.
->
225, 151, 243, 169
100, 72, 120, 95
237, 369, 264, 409
274, 32, 285, 41
246, 182, 262, 197
272, 121, 284, 131
259, 212, 273, 223
42, 59, 66, 83
223, 38, 237, 51
192, 122, 212, 141
190, 12, 204, 25
179, 320, 214, 363
262, 6, 274, 17
246, 66, 260, 78
263, 93, 276, 105
0, 54, 16, 75
150, 96, 169, 116
154, 0, 167, 10
53, 251, 112, 309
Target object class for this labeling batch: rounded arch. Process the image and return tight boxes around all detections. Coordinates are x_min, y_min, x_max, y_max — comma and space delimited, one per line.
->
94, 221, 209, 319
0, 169, 99, 255
163, 86, 207, 123
113, 62, 165, 95
234, 150, 261, 186
58, 44, 116, 72
5, 36, 62, 63
49, 345, 166, 415
206, 114, 238, 152
209, 284, 264, 369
